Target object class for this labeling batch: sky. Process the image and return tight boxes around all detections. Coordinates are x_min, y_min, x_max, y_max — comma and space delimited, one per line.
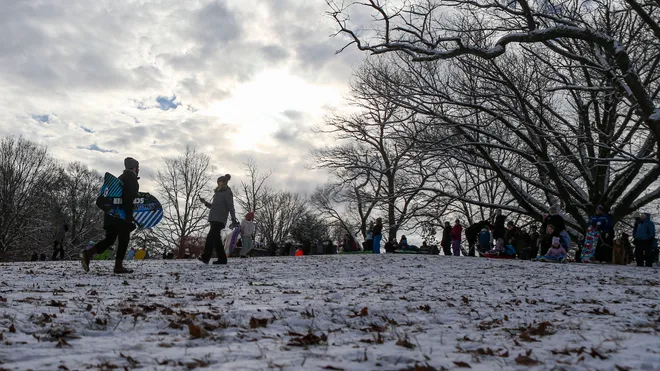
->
0, 0, 365, 196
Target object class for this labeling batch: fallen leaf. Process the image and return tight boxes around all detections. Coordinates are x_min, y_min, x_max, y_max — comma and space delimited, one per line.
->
519, 331, 538, 342
9, 324, 16, 333
85, 304, 93, 312
188, 323, 207, 339
453, 361, 472, 368
56, 338, 71, 348
515, 354, 539, 366
322, 366, 345, 371
287, 332, 327, 347
249, 317, 268, 329
396, 337, 416, 349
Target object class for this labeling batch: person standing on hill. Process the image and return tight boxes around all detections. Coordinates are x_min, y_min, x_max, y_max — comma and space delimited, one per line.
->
441, 221, 452, 256
199, 174, 238, 265
451, 220, 463, 256
634, 212, 656, 267
371, 218, 383, 254
52, 222, 69, 260
240, 211, 256, 258
82, 157, 140, 274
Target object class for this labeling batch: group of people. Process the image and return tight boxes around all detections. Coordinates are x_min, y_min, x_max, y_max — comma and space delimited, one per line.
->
432, 206, 657, 267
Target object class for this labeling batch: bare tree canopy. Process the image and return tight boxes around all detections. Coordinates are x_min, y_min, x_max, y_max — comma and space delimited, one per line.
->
0, 137, 60, 255
235, 158, 272, 216
153, 145, 214, 251
327, 0, 660, 234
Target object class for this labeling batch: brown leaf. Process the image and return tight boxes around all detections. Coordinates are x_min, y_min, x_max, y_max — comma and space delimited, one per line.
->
322, 366, 345, 371
519, 331, 538, 342
85, 304, 93, 312
33, 334, 40, 342
615, 365, 632, 371
161, 307, 175, 315
287, 332, 327, 347
453, 361, 472, 368
249, 317, 268, 329
590, 348, 609, 360
499, 350, 509, 358
462, 296, 469, 305
396, 338, 416, 349
9, 324, 16, 333
46, 300, 66, 308
515, 354, 539, 366
527, 321, 554, 336
120, 308, 134, 315
188, 323, 207, 339
418, 304, 431, 312
120, 352, 140, 367
0, 296, 6, 302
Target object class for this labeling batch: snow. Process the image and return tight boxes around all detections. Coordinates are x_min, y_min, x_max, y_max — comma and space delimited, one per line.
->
650, 108, 660, 121
1, 256, 659, 370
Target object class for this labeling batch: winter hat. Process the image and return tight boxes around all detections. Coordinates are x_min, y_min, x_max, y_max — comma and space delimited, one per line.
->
552, 237, 560, 245
124, 157, 139, 169
246, 211, 255, 220
596, 205, 604, 211
217, 174, 231, 183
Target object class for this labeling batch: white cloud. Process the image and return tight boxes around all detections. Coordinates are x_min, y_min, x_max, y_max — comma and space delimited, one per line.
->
0, 0, 365, 195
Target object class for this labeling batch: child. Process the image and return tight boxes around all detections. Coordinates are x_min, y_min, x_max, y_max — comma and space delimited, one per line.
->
478, 225, 491, 253
539, 237, 567, 262
487, 238, 505, 255
240, 212, 256, 258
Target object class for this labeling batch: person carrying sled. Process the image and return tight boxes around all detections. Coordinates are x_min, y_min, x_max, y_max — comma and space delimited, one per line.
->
52, 222, 69, 260
199, 174, 238, 265
240, 211, 256, 258
81, 157, 140, 274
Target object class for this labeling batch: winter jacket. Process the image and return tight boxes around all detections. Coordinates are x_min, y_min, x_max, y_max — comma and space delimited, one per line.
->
451, 225, 463, 241
204, 186, 236, 225
372, 222, 383, 236
493, 215, 506, 240
441, 226, 452, 247
504, 227, 519, 245
539, 231, 560, 255
105, 169, 139, 229
240, 219, 256, 237
398, 238, 410, 249
545, 245, 567, 258
478, 230, 491, 246
588, 214, 612, 233
465, 223, 482, 243
541, 214, 566, 233
634, 214, 655, 241
529, 232, 539, 250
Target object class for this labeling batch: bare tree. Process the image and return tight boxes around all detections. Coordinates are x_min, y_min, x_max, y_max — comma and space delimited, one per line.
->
235, 158, 272, 215
328, 1, 660, 234
153, 145, 213, 252
259, 190, 308, 245
51, 162, 105, 253
0, 136, 59, 257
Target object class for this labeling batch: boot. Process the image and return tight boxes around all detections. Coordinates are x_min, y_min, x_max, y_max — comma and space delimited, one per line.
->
81, 249, 94, 273
113, 266, 134, 274
212, 260, 226, 265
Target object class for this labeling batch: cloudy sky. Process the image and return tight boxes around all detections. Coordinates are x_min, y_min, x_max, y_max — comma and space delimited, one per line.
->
0, 0, 365, 195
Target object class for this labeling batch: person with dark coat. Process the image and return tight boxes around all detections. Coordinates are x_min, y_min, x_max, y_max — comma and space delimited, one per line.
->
451, 220, 463, 256
541, 207, 566, 234
82, 157, 140, 274
441, 221, 452, 256
465, 221, 484, 257
492, 210, 507, 241
529, 225, 540, 259
590, 205, 614, 263
634, 212, 656, 267
199, 174, 238, 265
384, 238, 396, 253
504, 221, 518, 247
371, 218, 383, 254
52, 222, 69, 260
30, 252, 38, 262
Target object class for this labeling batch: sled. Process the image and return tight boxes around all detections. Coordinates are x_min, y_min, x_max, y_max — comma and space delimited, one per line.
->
537, 256, 567, 263
224, 227, 240, 256
96, 173, 163, 230
483, 253, 516, 259
134, 250, 146, 260
581, 227, 600, 263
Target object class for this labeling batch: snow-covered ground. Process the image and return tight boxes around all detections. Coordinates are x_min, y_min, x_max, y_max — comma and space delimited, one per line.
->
1, 255, 659, 370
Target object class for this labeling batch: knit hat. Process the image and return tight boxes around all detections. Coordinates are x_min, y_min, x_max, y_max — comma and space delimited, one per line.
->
246, 211, 254, 220
596, 205, 604, 211
552, 237, 560, 245
217, 174, 231, 183
124, 157, 139, 169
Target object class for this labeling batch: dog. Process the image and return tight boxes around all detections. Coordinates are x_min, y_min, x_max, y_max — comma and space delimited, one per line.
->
612, 238, 627, 265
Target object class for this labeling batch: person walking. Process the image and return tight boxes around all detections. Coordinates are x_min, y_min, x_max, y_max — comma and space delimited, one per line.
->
82, 157, 140, 274
199, 174, 238, 264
